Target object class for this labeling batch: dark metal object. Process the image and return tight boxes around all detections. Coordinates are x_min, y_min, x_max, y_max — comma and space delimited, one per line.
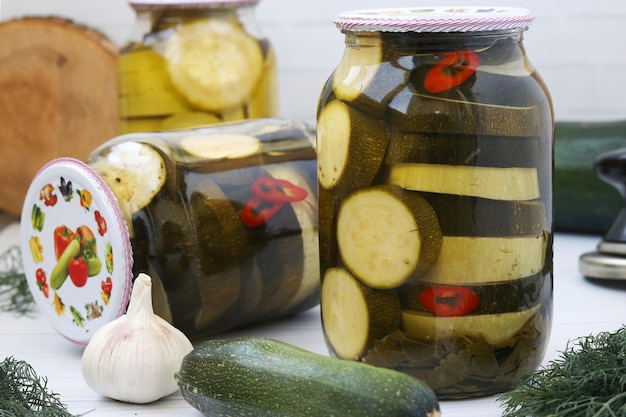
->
579, 148, 626, 279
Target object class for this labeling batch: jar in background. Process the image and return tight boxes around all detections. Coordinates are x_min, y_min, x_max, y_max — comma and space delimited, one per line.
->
21, 118, 318, 345
118, 0, 278, 133
317, 7, 553, 398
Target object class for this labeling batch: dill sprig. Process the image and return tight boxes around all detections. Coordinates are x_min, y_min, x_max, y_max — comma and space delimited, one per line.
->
0, 357, 78, 417
0, 246, 35, 316
498, 326, 626, 417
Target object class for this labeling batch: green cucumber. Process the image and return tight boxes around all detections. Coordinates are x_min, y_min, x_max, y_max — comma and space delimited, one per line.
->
554, 120, 626, 234
176, 337, 441, 417
49, 239, 80, 290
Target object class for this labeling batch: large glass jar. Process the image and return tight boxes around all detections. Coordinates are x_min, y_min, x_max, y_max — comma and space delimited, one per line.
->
317, 7, 553, 399
21, 118, 318, 345
118, 0, 277, 133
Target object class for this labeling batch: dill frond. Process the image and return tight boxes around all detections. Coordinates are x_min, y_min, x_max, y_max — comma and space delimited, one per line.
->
0, 246, 35, 316
0, 357, 78, 416
498, 326, 626, 417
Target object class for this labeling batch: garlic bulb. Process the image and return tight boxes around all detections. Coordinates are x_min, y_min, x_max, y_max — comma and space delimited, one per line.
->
81, 273, 194, 404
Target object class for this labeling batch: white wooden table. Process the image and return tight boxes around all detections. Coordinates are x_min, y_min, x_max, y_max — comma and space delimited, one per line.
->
1, 215, 625, 416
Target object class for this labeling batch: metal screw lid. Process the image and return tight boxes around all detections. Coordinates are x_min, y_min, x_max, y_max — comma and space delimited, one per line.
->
334, 7, 534, 33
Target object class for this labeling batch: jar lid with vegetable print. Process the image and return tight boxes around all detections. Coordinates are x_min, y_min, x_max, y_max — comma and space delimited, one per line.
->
20, 158, 134, 345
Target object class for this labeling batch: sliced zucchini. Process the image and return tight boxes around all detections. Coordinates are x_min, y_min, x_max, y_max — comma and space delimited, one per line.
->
317, 100, 389, 191
321, 268, 401, 360
401, 305, 540, 346
420, 193, 547, 237
388, 88, 545, 138
179, 133, 262, 160
337, 185, 441, 289
89, 141, 166, 215
388, 163, 540, 201
161, 111, 221, 130
331, 36, 410, 112
189, 177, 246, 330
165, 18, 264, 112
318, 186, 339, 275
118, 92, 191, 118
264, 163, 320, 313
401, 272, 544, 315
385, 131, 541, 168
422, 235, 546, 285
119, 116, 164, 133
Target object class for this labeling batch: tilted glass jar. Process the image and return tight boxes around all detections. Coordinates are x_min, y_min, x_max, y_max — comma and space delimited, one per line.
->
118, 0, 277, 133
21, 118, 318, 345
317, 7, 553, 398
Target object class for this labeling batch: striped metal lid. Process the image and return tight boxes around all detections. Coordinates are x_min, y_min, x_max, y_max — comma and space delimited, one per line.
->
129, 0, 259, 9
334, 7, 534, 33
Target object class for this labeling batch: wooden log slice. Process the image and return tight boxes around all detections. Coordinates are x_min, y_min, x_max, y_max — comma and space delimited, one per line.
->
0, 17, 118, 217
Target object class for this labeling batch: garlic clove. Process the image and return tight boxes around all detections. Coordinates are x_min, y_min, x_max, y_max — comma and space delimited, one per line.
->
81, 273, 194, 404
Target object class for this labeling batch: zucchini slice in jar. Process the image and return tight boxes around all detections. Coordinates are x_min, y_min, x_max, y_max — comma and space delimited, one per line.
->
264, 163, 320, 313
179, 133, 262, 161
189, 177, 244, 330
322, 267, 401, 360
388, 89, 544, 137
330, 34, 410, 112
388, 163, 540, 201
421, 193, 547, 237
401, 304, 540, 346
317, 100, 389, 191
384, 131, 541, 168
421, 235, 547, 285
337, 185, 441, 289
165, 18, 264, 112
89, 141, 166, 216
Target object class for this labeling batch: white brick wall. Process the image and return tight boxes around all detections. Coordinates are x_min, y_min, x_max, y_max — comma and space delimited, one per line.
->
2, 0, 626, 125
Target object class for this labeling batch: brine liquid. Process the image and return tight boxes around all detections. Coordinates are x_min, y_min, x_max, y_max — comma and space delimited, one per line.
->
318, 32, 553, 398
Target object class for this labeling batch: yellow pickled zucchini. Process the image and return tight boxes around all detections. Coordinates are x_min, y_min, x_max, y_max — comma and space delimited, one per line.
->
321, 267, 401, 360
388, 163, 540, 201
421, 235, 547, 285
401, 305, 540, 346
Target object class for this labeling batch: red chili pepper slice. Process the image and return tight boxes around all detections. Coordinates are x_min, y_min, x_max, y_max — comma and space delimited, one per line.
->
251, 177, 308, 203
419, 285, 480, 317
240, 196, 284, 228
424, 50, 480, 94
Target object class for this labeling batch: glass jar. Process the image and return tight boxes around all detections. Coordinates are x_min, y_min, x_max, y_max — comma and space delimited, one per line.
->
317, 7, 553, 399
118, 0, 277, 133
21, 118, 318, 344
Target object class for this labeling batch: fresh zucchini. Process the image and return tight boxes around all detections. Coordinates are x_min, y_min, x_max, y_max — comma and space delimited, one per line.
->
176, 337, 441, 417
316, 99, 389, 192
321, 267, 400, 360
554, 120, 626, 234
336, 184, 442, 289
